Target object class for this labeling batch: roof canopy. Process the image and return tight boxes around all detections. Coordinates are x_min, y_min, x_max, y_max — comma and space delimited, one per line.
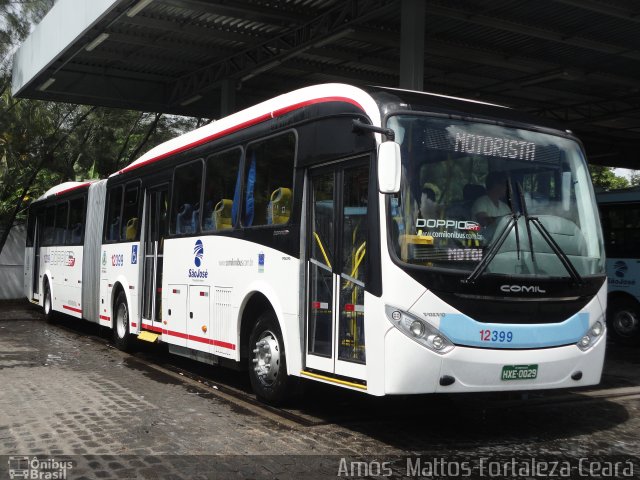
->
12, 0, 640, 168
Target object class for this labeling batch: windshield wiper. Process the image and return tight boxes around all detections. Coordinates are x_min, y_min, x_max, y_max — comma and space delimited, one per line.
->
507, 176, 521, 260
516, 182, 536, 263
517, 183, 583, 286
464, 178, 523, 285
463, 215, 516, 284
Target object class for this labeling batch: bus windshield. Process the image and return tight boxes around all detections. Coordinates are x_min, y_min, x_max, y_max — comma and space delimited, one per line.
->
387, 115, 604, 278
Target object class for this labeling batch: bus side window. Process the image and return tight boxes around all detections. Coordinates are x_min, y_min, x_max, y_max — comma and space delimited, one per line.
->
171, 160, 203, 235
66, 197, 85, 245
202, 149, 241, 232
105, 186, 123, 242
601, 203, 640, 259
26, 208, 36, 247
54, 202, 69, 245
244, 132, 295, 227
121, 183, 141, 241
43, 206, 55, 246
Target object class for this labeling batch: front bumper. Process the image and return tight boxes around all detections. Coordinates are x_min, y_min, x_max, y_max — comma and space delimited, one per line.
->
384, 326, 606, 394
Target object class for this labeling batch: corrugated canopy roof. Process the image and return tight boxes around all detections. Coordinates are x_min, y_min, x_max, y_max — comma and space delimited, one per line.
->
11, 0, 640, 167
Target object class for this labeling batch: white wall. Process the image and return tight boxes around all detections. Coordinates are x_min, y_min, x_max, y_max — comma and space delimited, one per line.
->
0, 225, 26, 300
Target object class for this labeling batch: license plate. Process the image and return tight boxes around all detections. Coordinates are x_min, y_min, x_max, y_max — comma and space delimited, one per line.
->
501, 364, 538, 381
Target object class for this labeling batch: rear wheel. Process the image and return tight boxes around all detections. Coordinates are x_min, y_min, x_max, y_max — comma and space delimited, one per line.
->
248, 312, 291, 405
607, 297, 640, 346
113, 291, 133, 351
43, 280, 56, 324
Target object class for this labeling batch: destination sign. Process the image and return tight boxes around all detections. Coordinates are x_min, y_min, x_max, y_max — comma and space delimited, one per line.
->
454, 131, 536, 161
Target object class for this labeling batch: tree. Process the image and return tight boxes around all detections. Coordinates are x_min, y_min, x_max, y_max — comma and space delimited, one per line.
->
0, 0, 201, 255
588, 165, 629, 192
628, 170, 640, 187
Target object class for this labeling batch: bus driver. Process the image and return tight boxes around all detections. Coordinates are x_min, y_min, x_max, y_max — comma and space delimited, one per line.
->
472, 171, 511, 227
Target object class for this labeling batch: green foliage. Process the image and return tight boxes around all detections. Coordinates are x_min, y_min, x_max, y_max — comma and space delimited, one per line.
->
588, 165, 630, 192
0, 0, 203, 255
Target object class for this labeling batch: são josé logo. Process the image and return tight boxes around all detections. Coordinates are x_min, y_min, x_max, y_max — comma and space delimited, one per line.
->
614, 260, 628, 278
189, 239, 208, 279
194, 239, 204, 267
609, 260, 635, 287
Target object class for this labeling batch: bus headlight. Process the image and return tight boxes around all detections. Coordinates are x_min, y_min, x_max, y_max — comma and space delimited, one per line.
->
385, 305, 454, 354
577, 320, 605, 351
410, 320, 425, 337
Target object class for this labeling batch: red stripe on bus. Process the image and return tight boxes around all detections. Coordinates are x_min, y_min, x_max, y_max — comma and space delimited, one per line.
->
63, 305, 82, 314
131, 322, 137, 328
141, 323, 163, 333
54, 181, 93, 196
118, 96, 363, 175
184, 333, 236, 350
139, 324, 235, 350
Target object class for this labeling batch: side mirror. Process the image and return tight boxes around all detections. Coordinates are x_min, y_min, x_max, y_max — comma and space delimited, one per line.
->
377, 141, 401, 193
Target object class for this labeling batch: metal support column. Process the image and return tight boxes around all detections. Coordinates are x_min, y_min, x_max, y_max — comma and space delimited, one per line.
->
220, 79, 236, 117
399, 0, 425, 91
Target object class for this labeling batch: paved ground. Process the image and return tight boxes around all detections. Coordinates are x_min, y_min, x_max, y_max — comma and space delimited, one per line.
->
0, 301, 639, 479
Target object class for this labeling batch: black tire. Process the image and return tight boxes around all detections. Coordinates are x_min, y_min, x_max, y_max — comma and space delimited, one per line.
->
43, 279, 56, 324
248, 312, 292, 405
607, 297, 640, 346
113, 291, 133, 351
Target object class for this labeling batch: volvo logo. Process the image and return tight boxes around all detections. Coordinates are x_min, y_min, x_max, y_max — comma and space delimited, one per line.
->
500, 285, 546, 294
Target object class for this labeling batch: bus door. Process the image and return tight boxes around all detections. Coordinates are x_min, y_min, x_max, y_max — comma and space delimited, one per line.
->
306, 159, 369, 380
142, 185, 169, 329
31, 215, 43, 300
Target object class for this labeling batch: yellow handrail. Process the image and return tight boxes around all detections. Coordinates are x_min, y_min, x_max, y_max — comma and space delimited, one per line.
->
313, 232, 332, 269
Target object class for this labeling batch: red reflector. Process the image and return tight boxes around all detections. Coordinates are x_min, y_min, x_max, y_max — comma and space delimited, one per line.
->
200, 291, 207, 296
345, 304, 355, 312
172, 289, 179, 294
312, 301, 321, 309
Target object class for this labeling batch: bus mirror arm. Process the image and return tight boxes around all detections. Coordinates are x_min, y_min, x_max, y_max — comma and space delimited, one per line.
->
352, 120, 395, 141
352, 120, 400, 192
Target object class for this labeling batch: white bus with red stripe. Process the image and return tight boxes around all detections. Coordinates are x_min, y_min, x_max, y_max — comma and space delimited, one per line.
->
26, 83, 607, 404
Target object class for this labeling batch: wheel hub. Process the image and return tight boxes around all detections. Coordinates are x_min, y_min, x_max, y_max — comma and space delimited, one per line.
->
116, 303, 128, 338
614, 310, 639, 336
252, 331, 280, 386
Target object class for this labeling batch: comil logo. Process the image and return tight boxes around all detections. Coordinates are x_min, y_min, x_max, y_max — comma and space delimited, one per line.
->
194, 239, 204, 267
614, 260, 628, 278
500, 285, 547, 294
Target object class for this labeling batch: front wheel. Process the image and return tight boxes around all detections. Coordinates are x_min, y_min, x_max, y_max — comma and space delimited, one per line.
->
43, 280, 56, 324
248, 312, 291, 405
113, 291, 133, 351
607, 297, 640, 346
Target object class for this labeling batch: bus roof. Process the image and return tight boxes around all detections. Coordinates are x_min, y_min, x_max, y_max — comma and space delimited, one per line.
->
112, 82, 576, 179
34, 181, 94, 203
112, 83, 382, 177
596, 186, 640, 204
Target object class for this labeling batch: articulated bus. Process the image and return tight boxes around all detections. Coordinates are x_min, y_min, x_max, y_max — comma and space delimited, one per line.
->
597, 187, 640, 345
24, 84, 606, 403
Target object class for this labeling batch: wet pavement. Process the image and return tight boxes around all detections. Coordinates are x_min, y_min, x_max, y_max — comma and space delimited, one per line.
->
0, 300, 639, 479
